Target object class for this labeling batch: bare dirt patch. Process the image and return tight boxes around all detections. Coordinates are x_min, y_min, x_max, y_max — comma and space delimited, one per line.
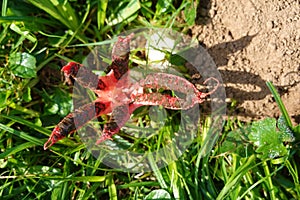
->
192, 0, 300, 124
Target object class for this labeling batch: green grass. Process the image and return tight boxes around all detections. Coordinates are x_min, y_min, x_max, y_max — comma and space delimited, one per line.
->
1, 0, 300, 199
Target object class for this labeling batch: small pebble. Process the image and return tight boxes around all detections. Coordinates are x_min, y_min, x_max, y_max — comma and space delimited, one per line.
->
268, 42, 277, 50
266, 21, 274, 29
209, 9, 216, 18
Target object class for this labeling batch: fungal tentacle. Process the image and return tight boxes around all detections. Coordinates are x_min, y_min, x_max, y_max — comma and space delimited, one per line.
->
44, 33, 220, 149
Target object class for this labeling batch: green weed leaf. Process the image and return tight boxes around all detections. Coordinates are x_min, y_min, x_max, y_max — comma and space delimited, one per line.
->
277, 115, 295, 142
155, 0, 172, 16
249, 118, 288, 159
9, 52, 37, 78
184, 2, 196, 26
145, 189, 171, 199
43, 88, 72, 116
107, 0, 140, 26
220, 127, 251, 157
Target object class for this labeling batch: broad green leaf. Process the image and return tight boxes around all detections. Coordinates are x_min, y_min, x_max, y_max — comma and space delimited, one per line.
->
249, 118, 288, 159
155, 0, 173, 16
9, 52, 37, 78
44, 103, 59, 115
184, 1, 196, 26
169, 53, 187, 66
219, 126, 252, 157
43, 88, 72, 116
145, 189, 171, 199
277, 115, 295, 142
107, 0, 140, 26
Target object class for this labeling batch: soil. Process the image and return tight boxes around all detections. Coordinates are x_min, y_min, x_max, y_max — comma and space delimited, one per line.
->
192, 0, 300, 124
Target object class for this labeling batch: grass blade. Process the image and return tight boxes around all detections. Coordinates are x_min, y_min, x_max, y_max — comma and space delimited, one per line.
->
0, 123, 42, 146
0, 142, 35, 159
43, 176, 106, 182
1, 0, 8, 16
0, 114, 50, 135
106, 173, 117, 200
26, 0, 79, 31
148, 152, 168, 189
216, 155, 256, 200
7, 102, 39, 117
266, 81, 292, 128
97, 0, 108, 29
0, 16, 59, 26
